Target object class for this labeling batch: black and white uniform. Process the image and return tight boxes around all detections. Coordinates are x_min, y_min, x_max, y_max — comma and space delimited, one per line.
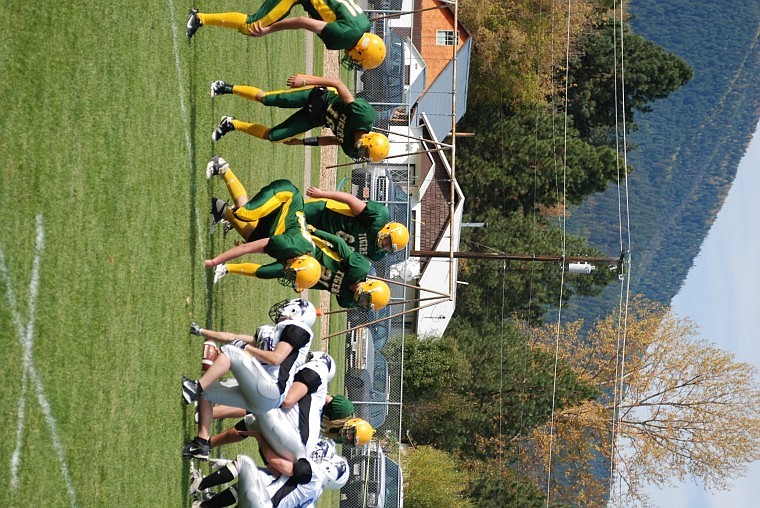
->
234, 454, 326, 508
204, 320, 312, 412
243, 358, 329, 462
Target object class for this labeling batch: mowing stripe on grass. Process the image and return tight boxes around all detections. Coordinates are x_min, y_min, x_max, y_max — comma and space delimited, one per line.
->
1, 215, 79, 507
167, 0, 206, 293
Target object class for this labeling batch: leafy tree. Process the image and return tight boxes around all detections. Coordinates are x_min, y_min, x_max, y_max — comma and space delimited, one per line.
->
392, 320, 599, 459
383, 333, 471, 402
463, 451, 562, 508
457, 106, 625, 216
459, 0, 600, 108
565, 19, 693, 144
401, 446, 474, 508
455, 210, 620, 326
521, 297, 760, 506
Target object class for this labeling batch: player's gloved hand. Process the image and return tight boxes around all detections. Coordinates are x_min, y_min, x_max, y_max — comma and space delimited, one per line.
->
231, 339, 247, 350
190, 322, 202, 336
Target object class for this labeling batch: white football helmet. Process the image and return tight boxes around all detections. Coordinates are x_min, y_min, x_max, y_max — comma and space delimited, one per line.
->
309, 438, 337, 463
255, 324, 278, 351
268, 298, 317, 327
320, 454, 349, 490
308, 351, 336, 382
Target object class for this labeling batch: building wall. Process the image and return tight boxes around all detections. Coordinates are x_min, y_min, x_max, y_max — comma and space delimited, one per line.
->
414, 0, 469, 89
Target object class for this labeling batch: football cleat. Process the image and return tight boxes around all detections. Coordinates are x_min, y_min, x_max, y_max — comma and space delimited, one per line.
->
187, 8, 202, 40
206, 156, 229, 180
210, 80, 233, 98
212, 116, 235, 142
213, 264, 228, 284
210, 198, 228, 225
182, 376, 203, 404
182, 436, 210, 460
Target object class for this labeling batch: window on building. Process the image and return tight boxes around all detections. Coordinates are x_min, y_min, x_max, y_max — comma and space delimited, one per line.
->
435, 30, 457, 46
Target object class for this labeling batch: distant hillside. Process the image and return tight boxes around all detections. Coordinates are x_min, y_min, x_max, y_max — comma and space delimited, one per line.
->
562, 0, 760, 323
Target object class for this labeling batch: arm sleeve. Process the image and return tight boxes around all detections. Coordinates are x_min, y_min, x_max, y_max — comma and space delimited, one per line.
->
279, 324, 311, 349
361, 201, 390, 225
291, 458, 314, 485
293, 367, 322, 394
319, 21, 365, 50
316, 229, 355, 260
336, 290, 358, 309
311, 229, 355, 260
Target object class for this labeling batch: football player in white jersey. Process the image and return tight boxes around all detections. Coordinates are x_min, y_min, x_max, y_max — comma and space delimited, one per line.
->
190, 450, 349, 508
245, 351, 335, 461
182, 299, 316, 459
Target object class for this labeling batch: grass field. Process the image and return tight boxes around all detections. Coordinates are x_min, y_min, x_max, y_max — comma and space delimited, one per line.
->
0, 1, 347, 506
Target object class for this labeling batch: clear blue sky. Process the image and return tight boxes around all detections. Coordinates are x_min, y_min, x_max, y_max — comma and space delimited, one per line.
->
644, 121, 760, 506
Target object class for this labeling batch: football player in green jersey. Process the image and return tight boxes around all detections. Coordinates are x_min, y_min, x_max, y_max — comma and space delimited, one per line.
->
186, 0, 386, 71
204, 156, 320, 292
209, 74, 390, 163
304, 186, 409, 261
209, 228, 391, 310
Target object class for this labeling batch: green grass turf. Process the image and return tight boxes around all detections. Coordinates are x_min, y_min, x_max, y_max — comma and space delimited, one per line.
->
0, 1, 345, 505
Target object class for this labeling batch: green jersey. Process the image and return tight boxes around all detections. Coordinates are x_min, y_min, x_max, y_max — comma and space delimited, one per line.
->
233, 179, 314, 261
310, 229, 371, 308
304, 199, 389, 260
250, 229, 371, 308
323, 94, 376, 159
249, 0, 370, 50
261, 88, 376, 160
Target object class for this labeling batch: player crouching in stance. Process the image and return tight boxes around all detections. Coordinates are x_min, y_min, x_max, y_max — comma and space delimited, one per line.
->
189, 446, 349, 508
305, 186, 410, 261
209, 74, 390, 163
186, 0, 386, 71
210, 352, 344, 462
181, 299, 316, 459
204, 157, 321, 291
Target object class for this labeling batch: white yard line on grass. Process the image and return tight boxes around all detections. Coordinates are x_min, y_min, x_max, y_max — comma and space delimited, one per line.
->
1, 215, 79, 507
168, 0, 206, 296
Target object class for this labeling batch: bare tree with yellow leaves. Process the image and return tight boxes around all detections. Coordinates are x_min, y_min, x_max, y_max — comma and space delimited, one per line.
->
519, 297, 760, 507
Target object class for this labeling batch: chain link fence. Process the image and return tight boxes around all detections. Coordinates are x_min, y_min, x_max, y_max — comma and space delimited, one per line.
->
336, 1, 463, 506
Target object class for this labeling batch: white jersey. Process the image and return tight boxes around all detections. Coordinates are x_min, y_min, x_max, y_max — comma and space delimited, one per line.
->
235, 455, 325, 508
256, 320, 314, 393
246, 358, 331, 461
205, 319, 313, 412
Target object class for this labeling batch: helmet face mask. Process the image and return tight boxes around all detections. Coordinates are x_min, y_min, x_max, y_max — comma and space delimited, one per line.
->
280, 255, 321, 292
340, 418, 375, 447
354, 280, 391, 311
341, 33, 386, 71
340, 51, 363, 71
355, 132, 390, 163
310, 438, 337, 463
268, 298, 317, 328
255, 324, 278, 351
376, 222, 409, 253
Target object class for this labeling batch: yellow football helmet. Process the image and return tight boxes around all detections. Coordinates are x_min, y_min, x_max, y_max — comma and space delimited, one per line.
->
354, 280, 391, 310
342, 33, 386, 71
340, 418, 376, 447
279, 255, 321, 292
355, 132, 390, 163
376, 222, 409, 253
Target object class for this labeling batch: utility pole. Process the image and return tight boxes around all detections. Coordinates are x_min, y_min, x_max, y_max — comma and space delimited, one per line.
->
411, 250, 626, 271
